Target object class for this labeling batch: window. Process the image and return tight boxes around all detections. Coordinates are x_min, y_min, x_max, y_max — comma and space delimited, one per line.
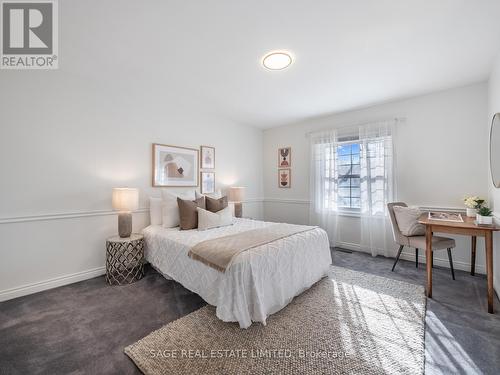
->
313, 128, 394, 216
321, 140, 361, 212
309, 120, 396, 257
336, 142, 361, 210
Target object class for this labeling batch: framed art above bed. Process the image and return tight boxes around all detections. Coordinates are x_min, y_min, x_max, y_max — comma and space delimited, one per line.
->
152, 143, 199, 187
200, 145, 215, 169
201, 171, 215, 194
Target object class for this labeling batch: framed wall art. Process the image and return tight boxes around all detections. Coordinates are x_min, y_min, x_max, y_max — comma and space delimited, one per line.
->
200, 145, 215, 169
201, 172, 215, 194
278, 147, 291, 167
152, 143, 199, 187
278, 168, 291, 188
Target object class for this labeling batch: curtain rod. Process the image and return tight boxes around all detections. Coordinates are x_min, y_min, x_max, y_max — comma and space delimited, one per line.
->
304, 117, 406, 137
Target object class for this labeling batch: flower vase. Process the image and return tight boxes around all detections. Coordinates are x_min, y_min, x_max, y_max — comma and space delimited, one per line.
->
466, 208, 477, 217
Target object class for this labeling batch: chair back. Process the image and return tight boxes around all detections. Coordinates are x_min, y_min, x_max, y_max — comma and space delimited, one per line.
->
387, 202, 409, 245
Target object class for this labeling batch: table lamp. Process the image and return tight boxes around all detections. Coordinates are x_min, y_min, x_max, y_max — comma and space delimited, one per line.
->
228, 187, 245, 218
112, 188, 139, 238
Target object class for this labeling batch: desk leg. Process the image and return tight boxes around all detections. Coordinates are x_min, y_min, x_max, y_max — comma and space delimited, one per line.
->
471, 236, 477, 276
485, 231, 494, 313
426, 225, 433, 298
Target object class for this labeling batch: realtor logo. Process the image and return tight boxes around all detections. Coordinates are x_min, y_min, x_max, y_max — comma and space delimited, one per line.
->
1, 0, 58, 69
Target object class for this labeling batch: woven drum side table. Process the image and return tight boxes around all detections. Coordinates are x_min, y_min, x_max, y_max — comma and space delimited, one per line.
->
105, 234, 144, 285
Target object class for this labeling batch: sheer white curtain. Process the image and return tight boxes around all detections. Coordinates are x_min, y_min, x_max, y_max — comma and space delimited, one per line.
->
358, 122, 396, 256
309, 129, 342, 247
309, 120, 397, 256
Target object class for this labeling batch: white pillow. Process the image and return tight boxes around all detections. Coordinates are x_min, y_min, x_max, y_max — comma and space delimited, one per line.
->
149, 197, 162, 225
197, 206, 233, 231
393, 206, 425, 236
195, 190, 222, 200
161, 189, 195, 228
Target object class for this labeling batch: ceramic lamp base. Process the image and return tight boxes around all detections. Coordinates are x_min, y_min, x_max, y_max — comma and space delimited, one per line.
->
118, 212, 132, 238
234, 202, 243, 218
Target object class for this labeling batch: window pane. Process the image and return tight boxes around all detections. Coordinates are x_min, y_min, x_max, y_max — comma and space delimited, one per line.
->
338, 197, 351, 207
338, 165, 352, 175
338, 188, 352, 198
337, 145, 351, 156
338, 155, 351, 165
332, 142, 363, 210
351, 164, 360, 175
351, 153, 360, 165
351, 198, 361, 208
338, 179, 350, 188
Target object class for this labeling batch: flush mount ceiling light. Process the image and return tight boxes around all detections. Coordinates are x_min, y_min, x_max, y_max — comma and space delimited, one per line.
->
262, 51, 293, 70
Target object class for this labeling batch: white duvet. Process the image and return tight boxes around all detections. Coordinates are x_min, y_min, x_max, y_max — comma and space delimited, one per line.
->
143, 218, 332, 328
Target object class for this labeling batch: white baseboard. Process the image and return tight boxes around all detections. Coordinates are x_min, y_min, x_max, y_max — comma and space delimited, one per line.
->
335, 241, 363, 252
0, 266, 106, 302
335, 241, 485, 275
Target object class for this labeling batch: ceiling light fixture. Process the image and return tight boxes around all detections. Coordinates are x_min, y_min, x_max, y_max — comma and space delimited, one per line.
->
262, 51, 293, 70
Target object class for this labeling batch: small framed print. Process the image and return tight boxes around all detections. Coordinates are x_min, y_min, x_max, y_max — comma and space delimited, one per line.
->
201, 172, 216, 194
278, 147, 291, 167
152, 143, 199, 187
200, 146, 215, 169
278, 168, 291, 188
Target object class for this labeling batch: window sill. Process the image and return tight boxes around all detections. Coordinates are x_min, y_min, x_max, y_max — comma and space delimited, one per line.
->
316, 210, 388, 219
336, 211, 361, 218
316, 209, 361, 218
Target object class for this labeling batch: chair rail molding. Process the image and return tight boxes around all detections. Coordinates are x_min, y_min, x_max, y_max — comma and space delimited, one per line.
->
0, 208, 150, 225
263, 198, 310, 205
263, 198, 465, 213
0, 198, 266, 225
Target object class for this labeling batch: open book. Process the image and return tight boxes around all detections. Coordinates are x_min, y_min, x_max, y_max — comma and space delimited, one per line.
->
428, 212, 464, 222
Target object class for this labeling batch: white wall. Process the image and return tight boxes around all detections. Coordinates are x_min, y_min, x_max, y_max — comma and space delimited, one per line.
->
488, 52, 500, 294
263, 83, 489, 272
0, 11, 264, 300
0, 101, 263, 301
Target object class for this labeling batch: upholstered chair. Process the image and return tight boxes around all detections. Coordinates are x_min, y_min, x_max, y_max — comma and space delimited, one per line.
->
387, 202, 456, 280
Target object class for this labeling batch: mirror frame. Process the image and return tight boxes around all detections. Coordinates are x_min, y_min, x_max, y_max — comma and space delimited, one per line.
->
490, 112, 500, 188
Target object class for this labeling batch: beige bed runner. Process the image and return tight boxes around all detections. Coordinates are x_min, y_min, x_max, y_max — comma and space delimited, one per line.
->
188, 223, 316, 272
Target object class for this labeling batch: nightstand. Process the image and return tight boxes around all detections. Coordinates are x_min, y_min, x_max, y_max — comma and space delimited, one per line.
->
105, 234, 144, 285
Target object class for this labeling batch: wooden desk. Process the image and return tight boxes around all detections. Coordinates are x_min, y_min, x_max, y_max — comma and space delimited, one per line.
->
418, 213, 500, 313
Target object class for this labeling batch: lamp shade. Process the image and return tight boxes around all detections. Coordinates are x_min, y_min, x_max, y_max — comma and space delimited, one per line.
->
228, 187, 245, 202
112, 188, 139, 211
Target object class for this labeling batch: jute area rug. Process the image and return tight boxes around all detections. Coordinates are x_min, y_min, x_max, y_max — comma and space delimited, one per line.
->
125, 266, 426, 374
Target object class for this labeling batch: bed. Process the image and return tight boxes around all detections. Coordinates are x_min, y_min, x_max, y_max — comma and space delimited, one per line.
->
143, 218, 332, 328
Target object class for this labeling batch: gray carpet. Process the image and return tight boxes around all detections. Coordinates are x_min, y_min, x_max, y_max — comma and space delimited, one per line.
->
0, 265, 205, 375
125, 266, 426, 375
1, 250, 500, 374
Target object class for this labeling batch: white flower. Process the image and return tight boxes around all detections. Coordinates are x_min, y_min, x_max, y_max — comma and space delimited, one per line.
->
463, 196, 486, 209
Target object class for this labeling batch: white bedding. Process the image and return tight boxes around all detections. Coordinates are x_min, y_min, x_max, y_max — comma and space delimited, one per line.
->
143, 218, 332, 328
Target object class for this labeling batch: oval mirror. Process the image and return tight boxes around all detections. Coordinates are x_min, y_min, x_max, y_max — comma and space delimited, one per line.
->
490, 113, 500, 188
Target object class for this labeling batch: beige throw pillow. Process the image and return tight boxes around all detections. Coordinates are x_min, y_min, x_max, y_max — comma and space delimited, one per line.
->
177, 197, 206, 230
197, 206, 233, 231
393, 206, 425, 236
